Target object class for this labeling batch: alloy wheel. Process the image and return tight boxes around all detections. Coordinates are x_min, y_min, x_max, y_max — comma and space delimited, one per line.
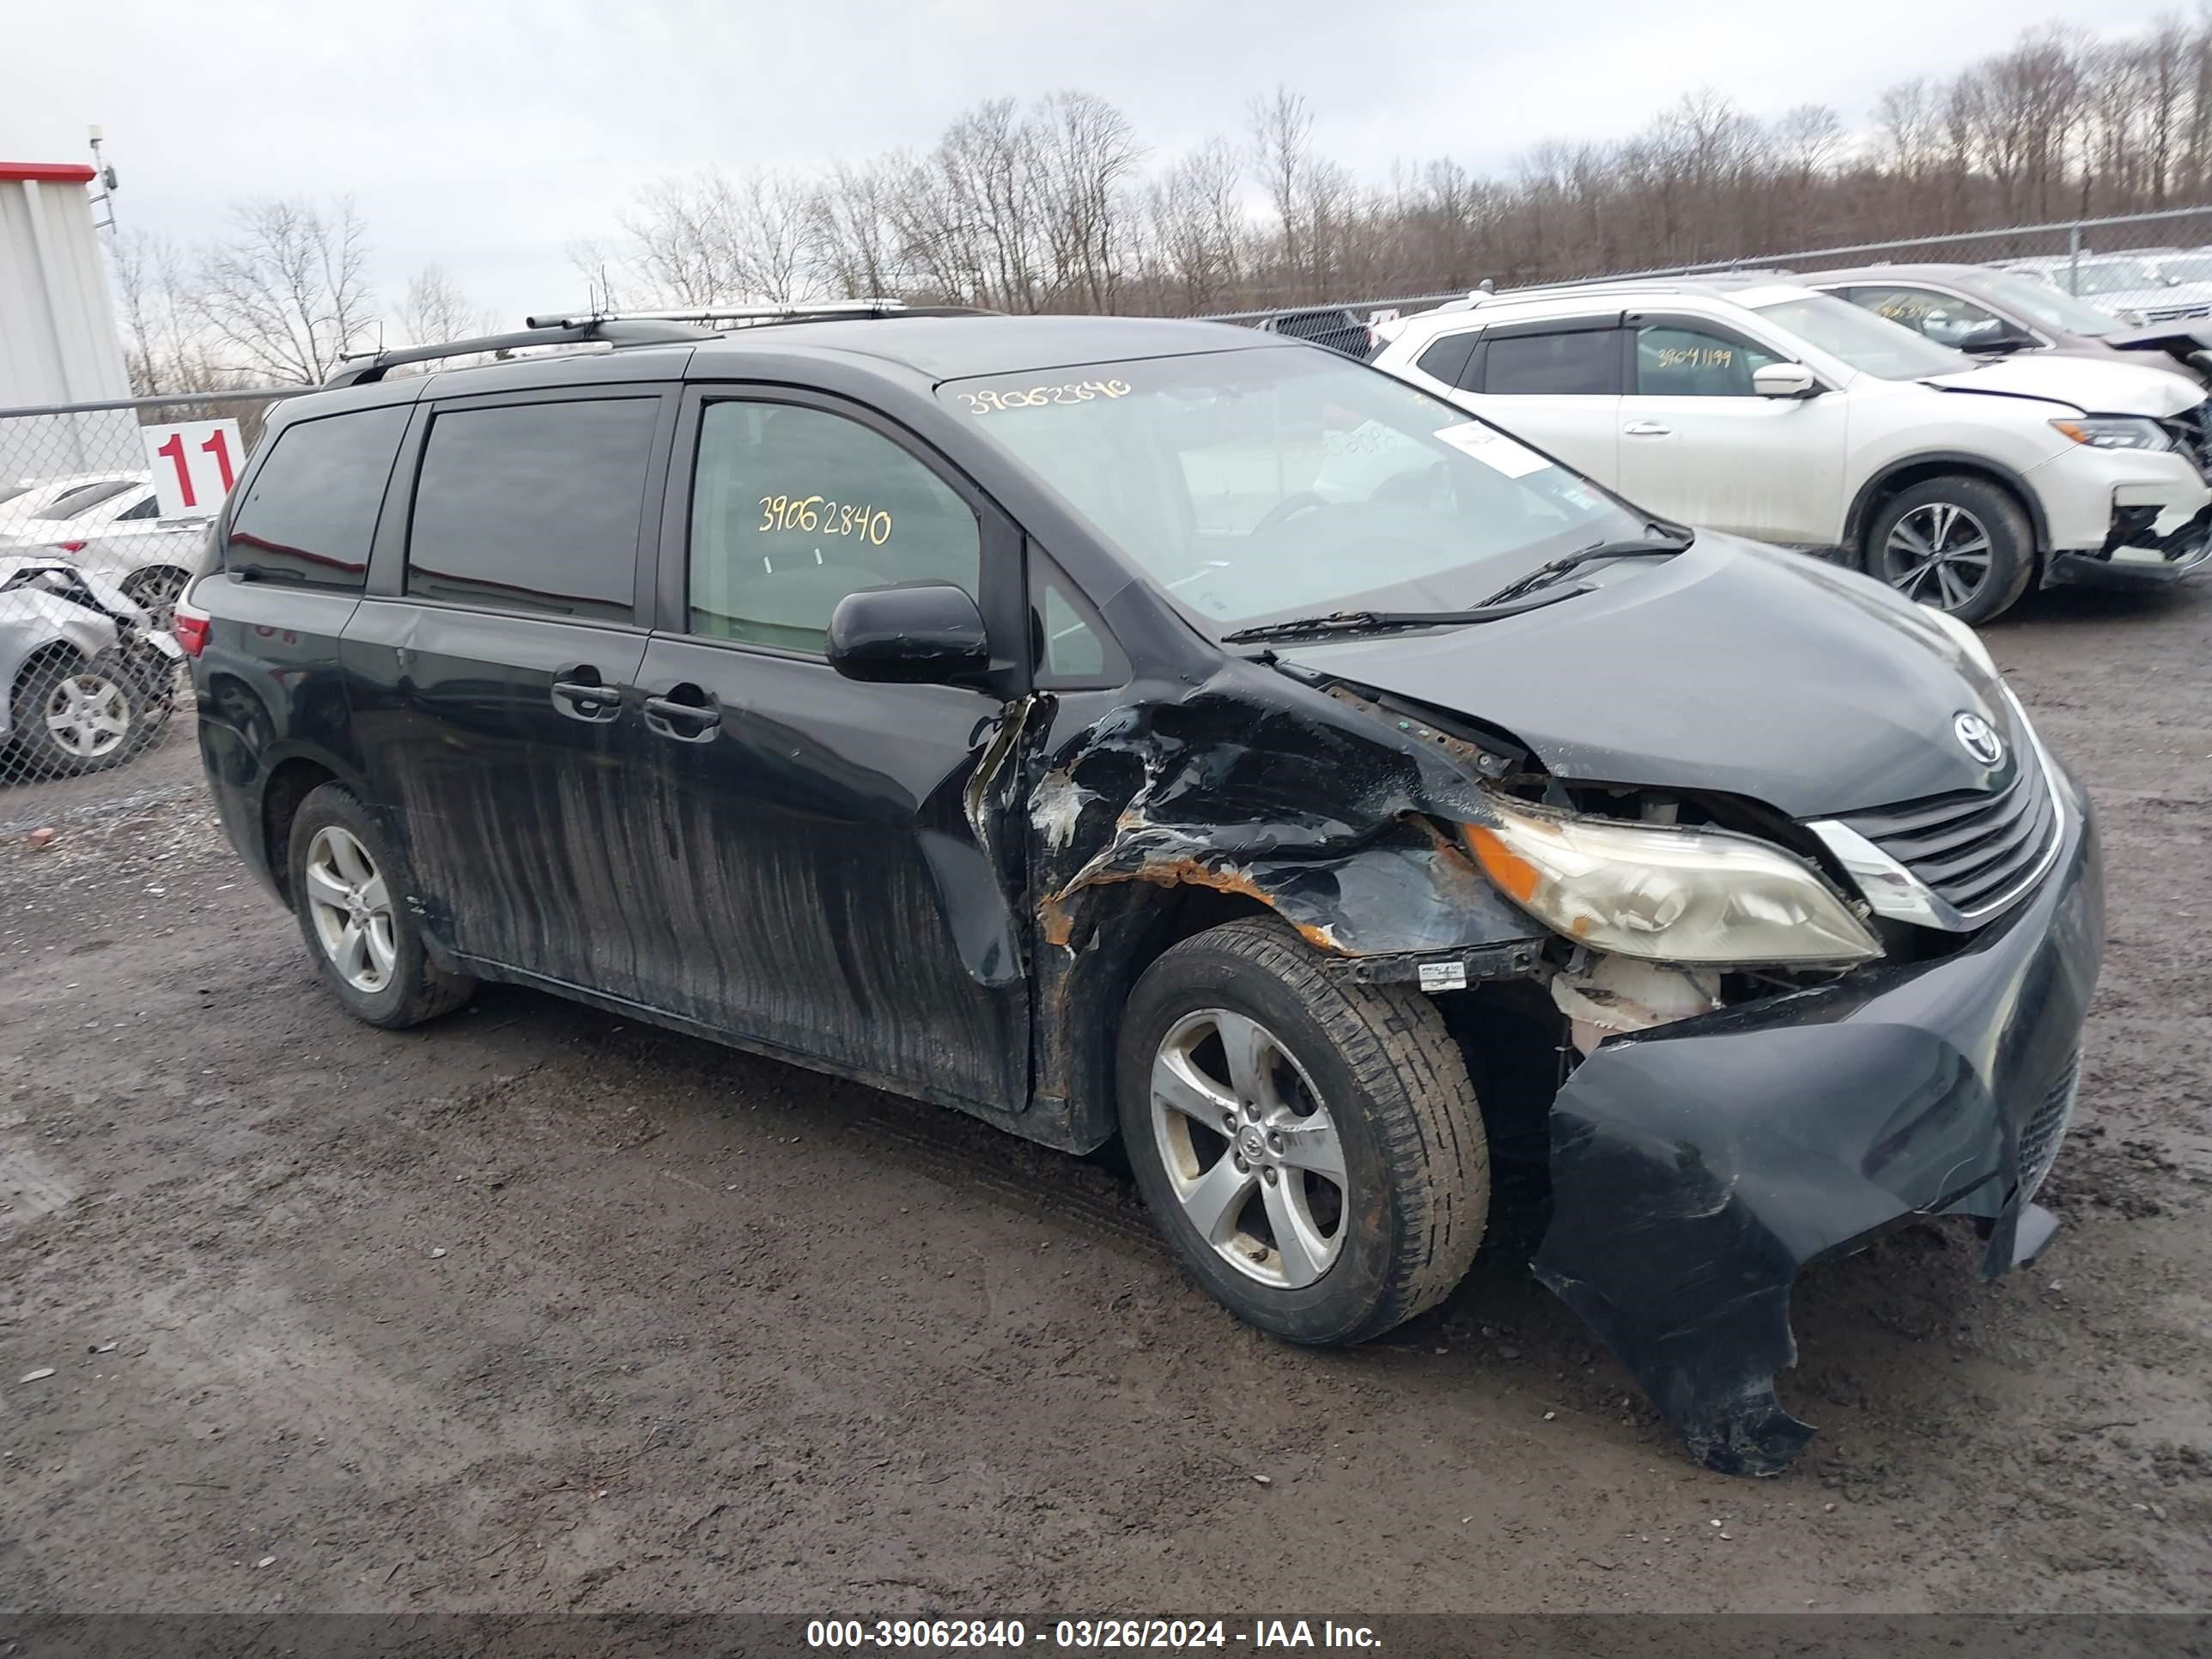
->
1149, 1008, 1346, 1289
125, 568, 190, 633
41, 672, 132, 760
303, 825, 397, 994
1881, 501, 1993, 611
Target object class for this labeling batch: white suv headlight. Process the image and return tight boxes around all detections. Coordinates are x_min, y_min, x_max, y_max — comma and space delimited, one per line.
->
1464, 795, 1882, 967
2050, 416, 2172, 452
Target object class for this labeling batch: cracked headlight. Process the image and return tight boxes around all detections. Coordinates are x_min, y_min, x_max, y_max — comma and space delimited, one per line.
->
2050, 415, 2172, 452
1464, 795, 1882, 966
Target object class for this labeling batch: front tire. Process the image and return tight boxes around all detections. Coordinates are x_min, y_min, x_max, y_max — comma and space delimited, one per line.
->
1865, 474, 2034, 623
1117, 917, 1488, 1346
286, 783, 477, 1029
9, 650, 155, 778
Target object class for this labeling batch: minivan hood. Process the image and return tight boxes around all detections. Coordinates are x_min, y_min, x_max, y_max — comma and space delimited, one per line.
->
1276, 536, 2008, 820
1921, 352, 2204, 416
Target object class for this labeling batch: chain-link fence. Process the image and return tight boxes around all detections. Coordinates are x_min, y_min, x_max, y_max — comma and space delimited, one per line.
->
1200, 203, 2212, 349
0, 389, 298, 793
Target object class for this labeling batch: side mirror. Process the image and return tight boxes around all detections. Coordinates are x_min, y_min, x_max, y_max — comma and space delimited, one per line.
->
826, 581, 990, 685
1957, 325, 2037, 355
1752, 362, 1820, 398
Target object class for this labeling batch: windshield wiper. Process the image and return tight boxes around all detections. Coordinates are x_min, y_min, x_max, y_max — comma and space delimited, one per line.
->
1219, 580, 1593, 645
1474, 532, 1693, 608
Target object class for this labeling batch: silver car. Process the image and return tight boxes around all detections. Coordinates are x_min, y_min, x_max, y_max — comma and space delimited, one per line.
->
1, 556, 183, 779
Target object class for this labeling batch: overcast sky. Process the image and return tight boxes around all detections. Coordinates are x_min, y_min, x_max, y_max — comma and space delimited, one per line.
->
0, 0, 2177, 325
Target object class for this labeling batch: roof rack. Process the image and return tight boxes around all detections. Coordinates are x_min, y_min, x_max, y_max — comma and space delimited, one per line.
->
524, 299, 921, 328
327, 299, 1001, 389
325, 317, 712, 387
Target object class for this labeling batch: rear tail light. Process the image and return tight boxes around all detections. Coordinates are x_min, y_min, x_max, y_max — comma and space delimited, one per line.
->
52, 540, 86, 553
173, 594, 210, 657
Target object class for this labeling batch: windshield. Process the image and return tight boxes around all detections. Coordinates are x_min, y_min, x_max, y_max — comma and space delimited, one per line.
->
2154, 253, 2212, 284
937, 348, 1650, 631
1973, 269, 2127, 336
1746, 292, 1969, 379
2067, 258, 2167, 297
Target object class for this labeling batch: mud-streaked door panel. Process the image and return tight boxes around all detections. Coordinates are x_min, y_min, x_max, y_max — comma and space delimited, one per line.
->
345, 386, 675, 993
343, 603, 653, 992
628, 641, 1025, 1109
624, 388, 1031, 1113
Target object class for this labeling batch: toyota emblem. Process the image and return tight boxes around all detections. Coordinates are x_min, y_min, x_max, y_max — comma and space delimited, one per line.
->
1954, 711, 2005, 768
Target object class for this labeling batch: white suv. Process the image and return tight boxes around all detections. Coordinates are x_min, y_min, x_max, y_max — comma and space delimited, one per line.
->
1372, 278, 2212, 622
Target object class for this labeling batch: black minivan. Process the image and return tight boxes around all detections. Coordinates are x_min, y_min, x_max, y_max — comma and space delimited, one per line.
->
179, 311, 2101, 1476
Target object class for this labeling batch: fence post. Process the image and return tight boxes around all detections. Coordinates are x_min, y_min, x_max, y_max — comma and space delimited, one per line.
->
2067, 222, 2083, 295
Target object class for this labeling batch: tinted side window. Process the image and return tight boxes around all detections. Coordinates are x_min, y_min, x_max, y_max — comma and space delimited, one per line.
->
1633, 325, 1779, 396
1028, 550, 1123, 686
688, 401, 980, 653
405, 398, 658, 623
1413, 332, 1480, 389
114, 495, 159, 522
226, 405, 409, 589
1480, 331, 1620, 395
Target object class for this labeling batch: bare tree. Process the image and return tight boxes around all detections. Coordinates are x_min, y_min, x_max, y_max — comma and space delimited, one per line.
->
399, 264, 498, 345
574, 13, 2212, 320
107, 231, 225, 394
1144, 137, 1248, 310
811, 158, 907, 298
1030, 90, 1145, 311
190, 196, 375, 385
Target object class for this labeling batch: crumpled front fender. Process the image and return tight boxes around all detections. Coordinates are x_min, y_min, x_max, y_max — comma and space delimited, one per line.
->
1534, 775, 2103, 1476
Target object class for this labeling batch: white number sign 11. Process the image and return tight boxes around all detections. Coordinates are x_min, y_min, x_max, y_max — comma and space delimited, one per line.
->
140, 418, 244, 520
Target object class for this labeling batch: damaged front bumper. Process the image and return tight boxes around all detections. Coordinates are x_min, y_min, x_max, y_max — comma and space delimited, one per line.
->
2047, 501, 2212, 590
1532, 759, 2103, 1477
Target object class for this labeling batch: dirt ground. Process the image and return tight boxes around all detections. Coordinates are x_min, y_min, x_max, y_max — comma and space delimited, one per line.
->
1, 581, 2207, 1619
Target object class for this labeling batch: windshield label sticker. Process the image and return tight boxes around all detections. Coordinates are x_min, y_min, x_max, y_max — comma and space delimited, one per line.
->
758, 495, 893, 545
1433, 421, 1548, 478
958, 380, 1132, 414
1326, 422, 1419, 456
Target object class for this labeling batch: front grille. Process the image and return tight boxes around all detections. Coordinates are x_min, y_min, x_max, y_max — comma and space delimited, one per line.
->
2144, 301, 2212, 321
2020, 1048, 2081, 1198
2160, 399, 2212, 477
1839, 748, 2058, 918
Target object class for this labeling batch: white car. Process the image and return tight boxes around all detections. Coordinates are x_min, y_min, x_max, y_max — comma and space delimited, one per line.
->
1371, 277, 2212, 621
0, 472, 150, 542
40, 516, 208, 629
0, 477, 165, 550
2002, 254, 2212, 324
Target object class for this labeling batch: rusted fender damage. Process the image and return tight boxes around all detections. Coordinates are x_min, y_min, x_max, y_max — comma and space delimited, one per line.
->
1032, 666, 1538, 963
1019, 662, 1543, 1146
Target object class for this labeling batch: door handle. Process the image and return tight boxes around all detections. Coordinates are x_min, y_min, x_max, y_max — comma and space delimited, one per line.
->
550, 672, 623, 722
642, 685, 720, 741
1623, 420, 1674, 436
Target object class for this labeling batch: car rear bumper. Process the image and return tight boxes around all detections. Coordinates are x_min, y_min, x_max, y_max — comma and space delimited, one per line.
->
195, 701, 281, 897
1531, 757, 2104, 1477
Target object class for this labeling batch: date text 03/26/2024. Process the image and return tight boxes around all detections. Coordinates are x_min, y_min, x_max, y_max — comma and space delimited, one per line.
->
805, 1619, 1382, 1649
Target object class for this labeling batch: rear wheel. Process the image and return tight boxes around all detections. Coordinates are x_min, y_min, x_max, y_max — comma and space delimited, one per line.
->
286, 782, 477, 1029
1865, 474, 2034, 623
1117, 917, 1487, 1346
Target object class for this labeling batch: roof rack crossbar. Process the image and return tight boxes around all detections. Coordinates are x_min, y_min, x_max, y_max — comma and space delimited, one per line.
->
325, 318, 713, 387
